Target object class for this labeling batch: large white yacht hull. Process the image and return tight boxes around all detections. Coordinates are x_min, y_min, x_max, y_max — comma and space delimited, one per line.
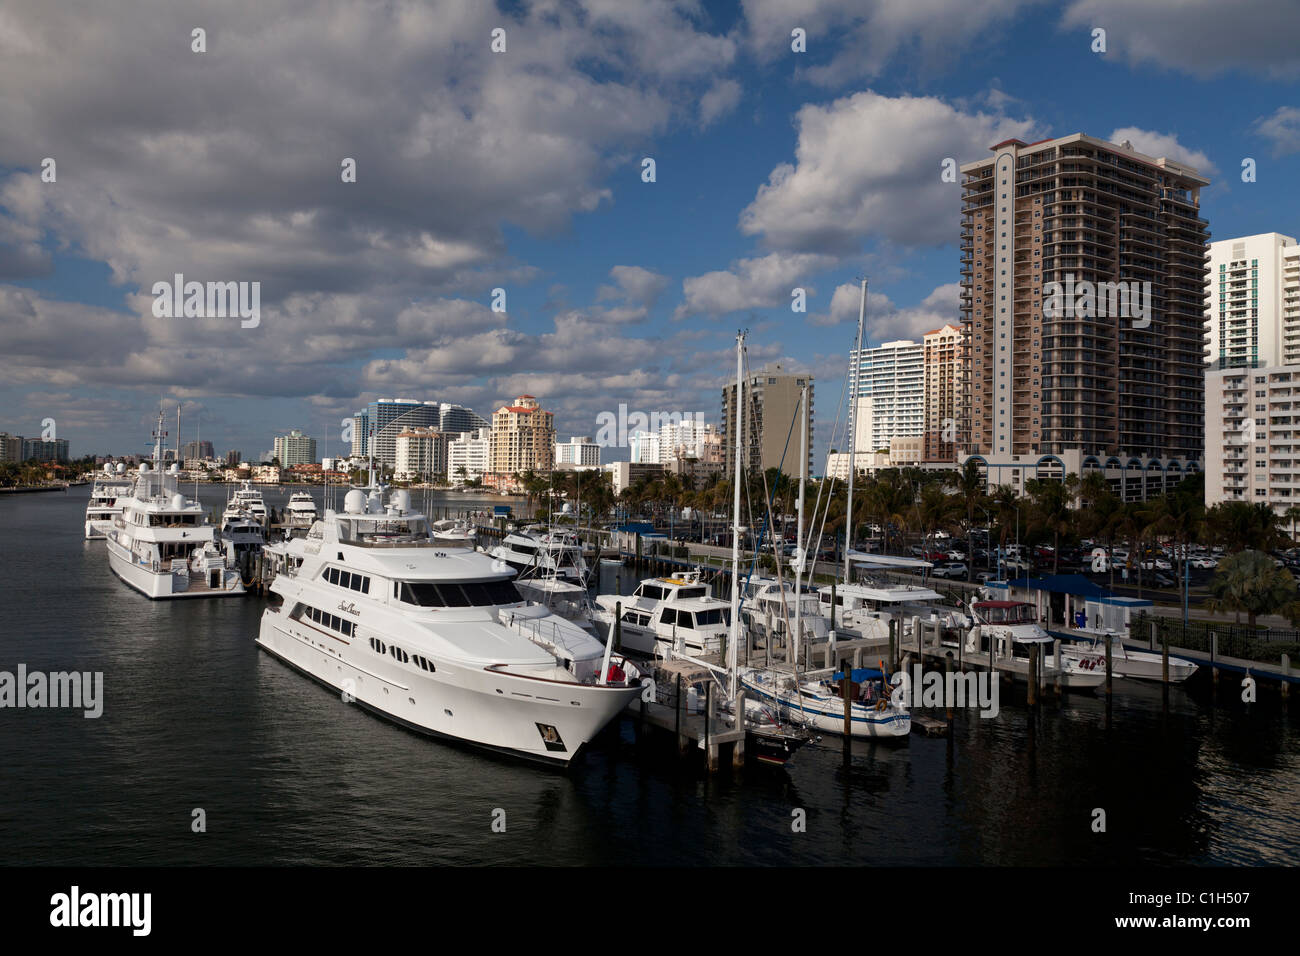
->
106, 534, 246, 599
256, 609, 641, 766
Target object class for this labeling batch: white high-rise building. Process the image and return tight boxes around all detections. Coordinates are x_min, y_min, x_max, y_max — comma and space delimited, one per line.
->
556, 436, 601, 467
448, 427, 490, 483
1205, 233, 1300, 369
848, 340, 924, 452
658, 419, 716, 460
1205, 365, 1300, 517
629, 431, 661, 464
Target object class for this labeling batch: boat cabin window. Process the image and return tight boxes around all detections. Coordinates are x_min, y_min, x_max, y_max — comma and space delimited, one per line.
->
324, 566, 371, 594
676, 586, 706, 600
659, 607, 693, 628
621, 609, 651, 626
397, 580, 522, 608
636, 584, 667, 601
693, 607, 730, 626
297, 603, 356, 638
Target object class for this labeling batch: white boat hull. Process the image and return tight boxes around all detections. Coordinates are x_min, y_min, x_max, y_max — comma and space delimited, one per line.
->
85, 519, 113, 540
1060, 644, 1198, 683
739, 672, 910, 738
106, 534, 246, 599
256, 610, 641, 765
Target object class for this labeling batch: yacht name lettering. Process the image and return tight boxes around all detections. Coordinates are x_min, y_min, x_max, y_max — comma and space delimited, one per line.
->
338, 601, 359, 616
0, 665, 103, 718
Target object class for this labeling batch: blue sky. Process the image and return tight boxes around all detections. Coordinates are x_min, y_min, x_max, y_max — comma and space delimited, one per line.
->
1, 0, 1298, 467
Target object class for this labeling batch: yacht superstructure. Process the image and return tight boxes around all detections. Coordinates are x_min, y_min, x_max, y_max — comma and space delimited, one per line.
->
84, 463, 136, 540
256, 485, 642, 765
285, 491, 317, 530
592, 572, 732, 657
489, 528, 587, 583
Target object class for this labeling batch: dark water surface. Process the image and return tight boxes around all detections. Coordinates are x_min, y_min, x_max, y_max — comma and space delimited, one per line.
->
2, 486, 1297, 865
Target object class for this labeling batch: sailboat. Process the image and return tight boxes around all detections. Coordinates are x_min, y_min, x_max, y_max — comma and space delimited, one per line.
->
739, 281, 912, 739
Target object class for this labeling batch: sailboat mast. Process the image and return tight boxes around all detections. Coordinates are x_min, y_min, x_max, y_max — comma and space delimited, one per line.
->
844, 277, 866, 584
794, 384, 807, 669
727, 331, 745, 699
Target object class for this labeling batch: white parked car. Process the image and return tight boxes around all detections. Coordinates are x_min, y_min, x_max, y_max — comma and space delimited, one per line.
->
931, 562, 967, 579
947, 549, 966, 561
1189, 557, 1217, 569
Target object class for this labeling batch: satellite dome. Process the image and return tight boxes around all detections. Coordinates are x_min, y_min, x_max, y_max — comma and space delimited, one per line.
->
389, 490, 411, 514
139, 463, 150, 474
171, 494, 185, 511
115, 462, 126, 474
168, 463, 180, 475
344, 489, 365, 515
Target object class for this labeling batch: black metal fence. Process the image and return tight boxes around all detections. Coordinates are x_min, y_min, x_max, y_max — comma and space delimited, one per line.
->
1132, 612, 1300, 663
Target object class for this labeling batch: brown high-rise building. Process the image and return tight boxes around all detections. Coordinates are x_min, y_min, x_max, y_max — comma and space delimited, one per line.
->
721, 363, 813, 477
959, 133, 1209, 499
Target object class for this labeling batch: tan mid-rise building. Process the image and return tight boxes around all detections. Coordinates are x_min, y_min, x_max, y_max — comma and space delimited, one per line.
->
922, 324, 965, 462
489, 395, 555, 477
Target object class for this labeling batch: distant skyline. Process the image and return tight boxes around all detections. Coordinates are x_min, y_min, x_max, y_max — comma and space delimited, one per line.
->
3, 1, 1300, 467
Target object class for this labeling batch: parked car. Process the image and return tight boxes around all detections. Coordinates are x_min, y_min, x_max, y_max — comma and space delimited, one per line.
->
1189, 557, 1218, 569
1152, 572, 1176, 588
975, 571, 1000, 584
1138, 558, 1172, 571
946, 550, 967, 561
931, 562, 968, 579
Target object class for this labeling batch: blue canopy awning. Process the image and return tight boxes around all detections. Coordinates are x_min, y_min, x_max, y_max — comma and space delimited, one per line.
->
1007, 573, 1113, 598
831, 667, 885, 683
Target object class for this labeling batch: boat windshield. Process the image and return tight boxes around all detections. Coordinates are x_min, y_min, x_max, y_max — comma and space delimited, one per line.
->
338, 517, 432, 545
978, 603, 1035, 624
397, 579, 523, 608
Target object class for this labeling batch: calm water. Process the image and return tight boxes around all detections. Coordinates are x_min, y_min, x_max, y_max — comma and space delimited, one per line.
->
2, 486, 1298, 866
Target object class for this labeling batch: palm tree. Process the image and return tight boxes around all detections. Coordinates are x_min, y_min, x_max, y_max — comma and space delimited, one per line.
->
1284, 504, 1300, 548
1026, 475, 1077, 573
1204, 550, 1300, 627
954, 459, 986, 580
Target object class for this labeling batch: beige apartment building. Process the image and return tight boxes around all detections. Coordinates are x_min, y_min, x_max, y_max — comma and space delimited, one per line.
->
489, 395, 555, 477
922, 324, 965, 462
395, 427, 449, 482
959, 133, 1210, 499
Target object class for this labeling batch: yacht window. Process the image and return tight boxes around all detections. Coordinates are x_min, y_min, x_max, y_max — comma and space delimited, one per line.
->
639, 584, 665, 601
659, 608, 677, 625
399, 580, 521, 607
514, 543, 536, 556
389, 646, 410, 664
694, 608, 730, 626
677, 587, 706, 600
677, 612, 695, 629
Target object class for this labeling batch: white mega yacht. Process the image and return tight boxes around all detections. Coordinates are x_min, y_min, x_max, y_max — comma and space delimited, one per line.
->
256, 485, 643, 766
106, 460, 245, 599
224, 481, 269, 526
285, 491, 318, 530
816, 580, 966, 641
84, 463, 136, 539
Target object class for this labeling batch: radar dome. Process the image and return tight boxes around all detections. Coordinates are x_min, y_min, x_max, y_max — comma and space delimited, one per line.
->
344, 489, 366, 515
116, 462, 126, 474
389, 490, 411, 514
168, 463, 180, 475
139, 463, 150, 474
171, 494, 185, 510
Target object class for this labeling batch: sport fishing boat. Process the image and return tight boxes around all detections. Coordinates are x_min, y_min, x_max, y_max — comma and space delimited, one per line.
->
256, 483, 643, 766
592, 572, 732, 657
431, 518, 476, 547
105, 424, 245, 600
1058, 632, 1199, 683
489, 528, 587, 583
963, 600, 1104, 689
84, 463, 136, 540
